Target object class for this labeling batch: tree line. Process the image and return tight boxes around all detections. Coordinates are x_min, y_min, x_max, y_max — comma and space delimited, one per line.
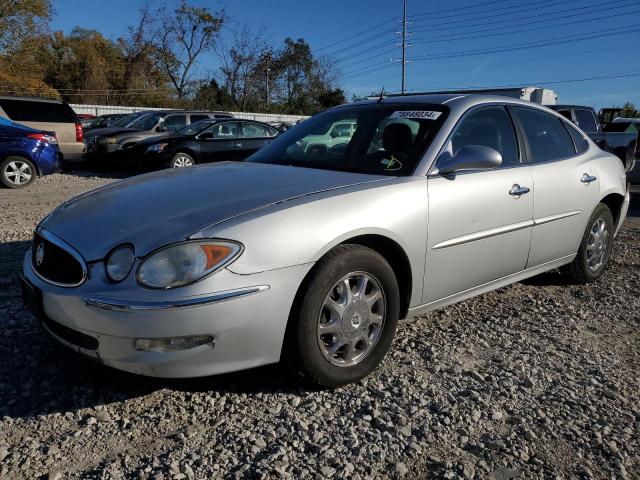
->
0, 0, 346, 115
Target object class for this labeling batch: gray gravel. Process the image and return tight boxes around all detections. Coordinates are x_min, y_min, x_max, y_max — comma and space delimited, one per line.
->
1, 171, 639, 479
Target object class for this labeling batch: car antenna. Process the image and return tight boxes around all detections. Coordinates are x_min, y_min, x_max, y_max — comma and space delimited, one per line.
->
377, 87, 385, 103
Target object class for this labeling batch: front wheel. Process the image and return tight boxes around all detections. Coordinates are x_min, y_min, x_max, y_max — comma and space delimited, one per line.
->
289, 244, 400, 388
561, 203, 614, 283
170, 153, 195, 168
1, 156, 36, 188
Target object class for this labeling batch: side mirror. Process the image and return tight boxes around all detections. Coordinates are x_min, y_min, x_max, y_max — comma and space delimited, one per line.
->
156, 124, 167, 133
437, 145, 502, 174
198, 132, 214, 140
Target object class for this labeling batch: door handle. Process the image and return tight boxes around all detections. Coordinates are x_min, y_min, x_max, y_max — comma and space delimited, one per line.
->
231, 142, 242, 148
509, 184, 530, 196
581, 173, 597, 184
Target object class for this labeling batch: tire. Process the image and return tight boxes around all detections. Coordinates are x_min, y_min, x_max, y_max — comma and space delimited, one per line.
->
170, 153, 195, 168
1, 156, 37, 188
561, 203, 614, 283
288, 244, 400, 388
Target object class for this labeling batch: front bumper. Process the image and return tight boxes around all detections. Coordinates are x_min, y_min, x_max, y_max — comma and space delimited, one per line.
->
22, 250, 313, 378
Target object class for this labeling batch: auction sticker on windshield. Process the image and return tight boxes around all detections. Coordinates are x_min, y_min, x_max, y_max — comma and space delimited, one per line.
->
389, 111, 442, 120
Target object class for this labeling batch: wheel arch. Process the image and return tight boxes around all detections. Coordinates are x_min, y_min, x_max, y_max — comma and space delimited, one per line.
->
599, 192, 625, 225
1, 153, 41, 176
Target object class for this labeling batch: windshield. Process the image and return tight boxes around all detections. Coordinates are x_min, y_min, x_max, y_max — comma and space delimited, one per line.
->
110, 112, 142, 128
179, 119, 216, 135
248, 103, 447, 176
127, 112, 163, 130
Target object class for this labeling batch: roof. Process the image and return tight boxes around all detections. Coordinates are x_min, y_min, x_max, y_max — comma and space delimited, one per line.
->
0, 95, 65, 103
548, 105, 594, 110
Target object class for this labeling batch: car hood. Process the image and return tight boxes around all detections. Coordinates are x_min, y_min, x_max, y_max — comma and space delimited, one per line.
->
40, 162, 388, 261
84, 127, 138, 140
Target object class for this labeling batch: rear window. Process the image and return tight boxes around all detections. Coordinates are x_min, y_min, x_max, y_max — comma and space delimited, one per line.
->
0, 99, 77, 123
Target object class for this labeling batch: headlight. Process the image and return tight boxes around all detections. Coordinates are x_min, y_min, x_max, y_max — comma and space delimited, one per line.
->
100, 137, 118, 144
146, 143, 168, 152
105, 244, 135, 282
137, 240, 242, 289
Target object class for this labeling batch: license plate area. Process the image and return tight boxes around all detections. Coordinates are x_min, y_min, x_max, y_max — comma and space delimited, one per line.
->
19, 275, 44, 319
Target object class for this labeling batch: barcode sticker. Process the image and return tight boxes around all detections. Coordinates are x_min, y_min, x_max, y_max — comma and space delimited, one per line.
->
389, 110, 442, 120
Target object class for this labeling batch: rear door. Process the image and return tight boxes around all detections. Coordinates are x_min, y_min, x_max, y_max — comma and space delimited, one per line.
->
511, 106, 600, 267
238, 121, 278, 159
196, 121, 242, 162
424, 105, 534, 304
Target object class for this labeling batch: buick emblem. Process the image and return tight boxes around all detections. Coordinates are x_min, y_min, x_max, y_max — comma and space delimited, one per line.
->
35, 243, 45, 266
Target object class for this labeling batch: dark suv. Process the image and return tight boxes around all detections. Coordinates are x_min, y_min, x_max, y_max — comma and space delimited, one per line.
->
85, 110, 233, 163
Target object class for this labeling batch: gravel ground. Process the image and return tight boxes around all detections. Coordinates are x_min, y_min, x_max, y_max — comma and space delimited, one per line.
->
0, 172, 639, 479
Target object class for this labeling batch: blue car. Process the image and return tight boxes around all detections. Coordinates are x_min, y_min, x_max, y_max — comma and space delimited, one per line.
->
0, 116, 61, 188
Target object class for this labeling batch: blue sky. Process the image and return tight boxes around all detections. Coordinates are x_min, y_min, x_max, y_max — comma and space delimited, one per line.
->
51, 0, 640, 109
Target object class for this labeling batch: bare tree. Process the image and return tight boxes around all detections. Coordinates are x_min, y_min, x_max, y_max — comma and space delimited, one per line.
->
216, 24, 270, 111
154, 0, 224, 99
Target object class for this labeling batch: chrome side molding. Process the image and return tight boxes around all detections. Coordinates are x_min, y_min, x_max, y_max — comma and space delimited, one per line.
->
83, 285, 270, 312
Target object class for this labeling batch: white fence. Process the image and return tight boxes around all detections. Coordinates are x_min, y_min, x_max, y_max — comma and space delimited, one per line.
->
70, 103, 309, 124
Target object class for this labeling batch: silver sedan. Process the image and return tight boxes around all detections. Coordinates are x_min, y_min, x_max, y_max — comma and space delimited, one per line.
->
20, 94, 630, 387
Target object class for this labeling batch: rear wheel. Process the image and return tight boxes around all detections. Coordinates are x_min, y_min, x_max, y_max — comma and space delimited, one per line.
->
288, 245, 400, 388
561, 203, 614, 283
1, 156, 36, 188
170, 153, 195, 168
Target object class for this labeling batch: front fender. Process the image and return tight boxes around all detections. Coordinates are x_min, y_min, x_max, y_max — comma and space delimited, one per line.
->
196, 177, 429, 307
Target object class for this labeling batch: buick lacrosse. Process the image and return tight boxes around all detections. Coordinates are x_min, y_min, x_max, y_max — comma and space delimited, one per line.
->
21, 94, 629, 387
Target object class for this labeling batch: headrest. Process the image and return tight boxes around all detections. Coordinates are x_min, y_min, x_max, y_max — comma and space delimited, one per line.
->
383, 123, 413, 156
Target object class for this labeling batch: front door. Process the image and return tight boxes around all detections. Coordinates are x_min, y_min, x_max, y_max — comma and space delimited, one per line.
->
423, 105, 534, 304
198, 121, 242, 162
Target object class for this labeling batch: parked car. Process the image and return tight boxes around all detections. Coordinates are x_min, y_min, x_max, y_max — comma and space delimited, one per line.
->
299, 119, 356, 154
0, 96, 84, 162
550, 105, 637, 173
82, 114, 127, 132
20, 94, 629, 387
85, 111, 234, 164
0, 116, 61, 188
606, 119, 640, 184
133, 119, 279, 169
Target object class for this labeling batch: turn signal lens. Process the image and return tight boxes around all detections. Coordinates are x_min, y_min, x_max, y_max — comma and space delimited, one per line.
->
137, 240, 242, 289
105, 245, 135, 282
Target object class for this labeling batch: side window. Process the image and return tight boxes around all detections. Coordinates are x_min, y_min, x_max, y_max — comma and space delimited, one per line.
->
574, 109, 597, 133
164, 115, 187, 131
512, 107, 576, 163
202, 122, 239, 139
189, 114, 209, 123
0, 99, 76, 123
565, 122, 589, 154
441, 106, 519, 168
242, 122, 271, 138
557, 109, 573, 121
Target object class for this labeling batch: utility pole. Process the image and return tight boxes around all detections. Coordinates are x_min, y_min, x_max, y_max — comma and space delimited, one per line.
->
401, 0, 407, 94
394, 0, 410, 94
266, 67, 271, 104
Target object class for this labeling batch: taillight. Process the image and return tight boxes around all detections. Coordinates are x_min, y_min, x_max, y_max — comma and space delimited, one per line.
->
27, 133, 58, 145
75, 122, 83, 142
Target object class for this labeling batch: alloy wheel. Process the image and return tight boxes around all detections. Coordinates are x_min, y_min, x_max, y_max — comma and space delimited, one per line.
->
173, 156, 194, 168
3, 160, 33, 186
317, 272, 385, 367
586, 217, 609, 271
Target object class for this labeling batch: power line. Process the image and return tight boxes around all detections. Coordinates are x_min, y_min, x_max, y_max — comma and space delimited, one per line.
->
408, 0, 581, 21
315, 19, 395, 53
341, 25, 640, 80
410, 0, 631, 33
394, 71, 640, 94
411, 24, 640, 61
411, 7, 640, 45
